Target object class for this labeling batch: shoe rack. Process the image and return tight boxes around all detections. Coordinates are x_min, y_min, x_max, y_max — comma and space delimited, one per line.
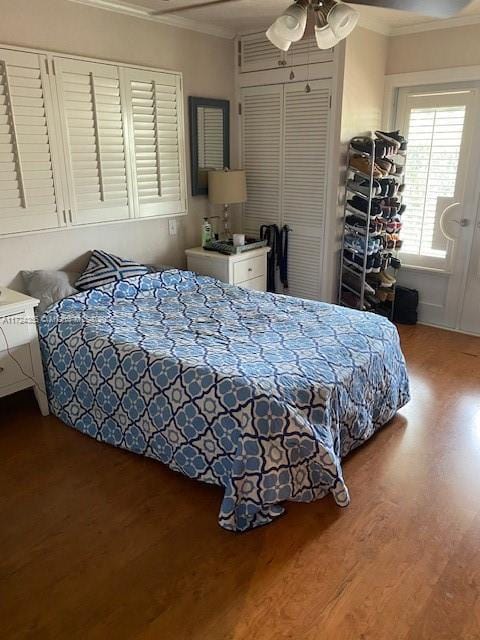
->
338, 133, 406, 320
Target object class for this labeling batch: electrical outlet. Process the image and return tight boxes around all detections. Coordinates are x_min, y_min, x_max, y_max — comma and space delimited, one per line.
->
168, 218, 177, 236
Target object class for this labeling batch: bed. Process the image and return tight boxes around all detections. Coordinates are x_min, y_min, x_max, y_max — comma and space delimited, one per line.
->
39, 269, 410, 532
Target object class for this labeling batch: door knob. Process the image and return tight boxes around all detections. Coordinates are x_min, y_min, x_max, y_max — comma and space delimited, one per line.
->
452, 218, 470, 227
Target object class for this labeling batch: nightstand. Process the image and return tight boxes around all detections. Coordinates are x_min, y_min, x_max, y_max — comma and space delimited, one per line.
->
185, 246, 270, 292
0, 288, 49, 416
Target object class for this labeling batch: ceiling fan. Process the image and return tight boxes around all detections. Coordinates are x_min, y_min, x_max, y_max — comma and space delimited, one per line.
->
151, 0, 473, 51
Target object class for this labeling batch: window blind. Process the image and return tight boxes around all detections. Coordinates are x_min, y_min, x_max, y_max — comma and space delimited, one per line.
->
123, 67, 186, 218
403, 105, 466, 258
0, 48, 61, 234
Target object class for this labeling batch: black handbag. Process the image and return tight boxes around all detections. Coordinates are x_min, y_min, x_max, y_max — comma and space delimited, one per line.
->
393, 286, 419, 325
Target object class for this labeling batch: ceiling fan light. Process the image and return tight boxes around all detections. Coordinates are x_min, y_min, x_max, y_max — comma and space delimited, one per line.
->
314, 23, 340, 50
266, 23, 292, 51
273, 0, 309, 42
328, 3, 359, 39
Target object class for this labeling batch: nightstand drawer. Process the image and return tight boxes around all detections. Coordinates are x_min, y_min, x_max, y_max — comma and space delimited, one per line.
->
237, 276, 265, 292
233, 256, 265, 284
0, 346, 33, 389
0, 312, 30, 349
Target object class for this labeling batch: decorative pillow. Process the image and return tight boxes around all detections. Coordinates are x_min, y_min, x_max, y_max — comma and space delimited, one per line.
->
75, 250, 149, 291
21, 270, 79, 315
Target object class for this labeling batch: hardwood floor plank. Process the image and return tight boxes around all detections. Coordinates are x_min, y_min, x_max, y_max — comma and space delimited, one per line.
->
0, 324, 479, 639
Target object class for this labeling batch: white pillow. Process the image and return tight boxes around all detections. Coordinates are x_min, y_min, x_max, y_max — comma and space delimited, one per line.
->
21, 270, 79, 315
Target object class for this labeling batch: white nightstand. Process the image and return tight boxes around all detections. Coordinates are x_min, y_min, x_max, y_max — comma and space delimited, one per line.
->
185, 246, 270, 292
0, 288, 49, 416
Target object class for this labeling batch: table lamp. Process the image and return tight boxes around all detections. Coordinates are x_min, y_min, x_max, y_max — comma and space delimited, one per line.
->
208, 169, 247, 240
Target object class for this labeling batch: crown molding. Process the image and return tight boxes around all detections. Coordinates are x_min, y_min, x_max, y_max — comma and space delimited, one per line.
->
391, 13, 480, 37
67, 0, 236, 39
357, 16, 391, 36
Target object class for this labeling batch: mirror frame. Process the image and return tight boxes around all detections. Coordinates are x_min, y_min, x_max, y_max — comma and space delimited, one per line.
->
189, 96, 230, 197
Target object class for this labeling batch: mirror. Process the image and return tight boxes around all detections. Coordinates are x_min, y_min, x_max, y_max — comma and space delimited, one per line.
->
189, 97, 230, 196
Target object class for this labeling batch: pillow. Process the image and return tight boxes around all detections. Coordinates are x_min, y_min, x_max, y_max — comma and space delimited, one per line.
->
75, 250, 149, 291
21, 270, 79, 315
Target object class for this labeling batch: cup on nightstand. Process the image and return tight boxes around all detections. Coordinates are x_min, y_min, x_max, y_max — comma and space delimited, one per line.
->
233, 234, 246, 247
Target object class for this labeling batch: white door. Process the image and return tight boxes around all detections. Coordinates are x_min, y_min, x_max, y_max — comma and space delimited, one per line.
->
395, 85, 480, 334
240, 79, 331, 300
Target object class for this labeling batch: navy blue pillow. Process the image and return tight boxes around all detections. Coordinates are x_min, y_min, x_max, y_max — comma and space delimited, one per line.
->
75, 250, 149, 291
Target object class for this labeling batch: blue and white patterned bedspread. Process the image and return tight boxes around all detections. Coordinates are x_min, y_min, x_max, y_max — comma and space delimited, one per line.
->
39, 270, 410, 531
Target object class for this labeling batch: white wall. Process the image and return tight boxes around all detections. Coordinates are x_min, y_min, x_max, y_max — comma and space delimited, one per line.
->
387, 23, 480, 75
0, 0, 235, 290
326, 27, 388, 303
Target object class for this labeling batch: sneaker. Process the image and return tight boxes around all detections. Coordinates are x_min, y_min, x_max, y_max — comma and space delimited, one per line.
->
344, 249, 376, 273
348, 176, 381, 197
350, 155, 384, 178
375, 130, 406, 147
348, 196, 382, 218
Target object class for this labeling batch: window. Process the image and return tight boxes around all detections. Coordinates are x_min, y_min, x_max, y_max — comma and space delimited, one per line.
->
0, 44, 188, 237
397, 88, 474, 269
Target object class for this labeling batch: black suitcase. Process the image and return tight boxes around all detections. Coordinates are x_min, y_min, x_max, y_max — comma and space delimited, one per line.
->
394, 286, 419, 325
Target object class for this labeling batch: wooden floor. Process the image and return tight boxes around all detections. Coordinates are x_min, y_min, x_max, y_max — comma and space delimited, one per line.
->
1, 325, 480, 640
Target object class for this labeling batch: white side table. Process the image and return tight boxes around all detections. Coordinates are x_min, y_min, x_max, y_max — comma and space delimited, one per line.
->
0, 288, 49, 416
185, 246, 270, 292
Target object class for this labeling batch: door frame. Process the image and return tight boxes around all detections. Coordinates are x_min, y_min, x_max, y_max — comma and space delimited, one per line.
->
383, 67, 480, 335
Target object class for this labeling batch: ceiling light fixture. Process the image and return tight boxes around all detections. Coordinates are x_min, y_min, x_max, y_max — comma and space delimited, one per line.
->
267, 0, 359, 53
266, 0, 309, 52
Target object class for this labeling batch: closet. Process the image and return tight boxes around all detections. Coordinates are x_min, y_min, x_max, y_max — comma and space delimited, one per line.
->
240, 60, 332, 300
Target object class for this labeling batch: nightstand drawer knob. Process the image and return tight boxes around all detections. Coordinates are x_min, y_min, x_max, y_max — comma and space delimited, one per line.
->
248, 268, 253, 272
0, 366, 4, 373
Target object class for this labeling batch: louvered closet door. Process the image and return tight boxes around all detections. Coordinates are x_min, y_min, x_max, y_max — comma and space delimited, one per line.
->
0, 48, 62, 235
241, 84, 283, 236
240, 33, 333, 73
122, 68, 187, 218
55, 57, 131, 225
282, 79, 331, 300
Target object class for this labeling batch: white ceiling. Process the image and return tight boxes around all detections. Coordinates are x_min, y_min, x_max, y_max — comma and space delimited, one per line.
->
82, 0, 480, 35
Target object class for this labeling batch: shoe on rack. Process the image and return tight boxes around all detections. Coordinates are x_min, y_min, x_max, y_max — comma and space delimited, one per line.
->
376, 158, 395, 175
352, 175, 382, 196
341, 290, 364, 310
348, 195, 382, 217
351, 137, 375, 156
344, 249, 375, 273
386, 218, 402, 233
372, 252, 382, 273
375, 288, 389, 302
370, 270, 395, 288
375, 130, 406, 147
390, 256, 402, 270
350, 155, 384, 178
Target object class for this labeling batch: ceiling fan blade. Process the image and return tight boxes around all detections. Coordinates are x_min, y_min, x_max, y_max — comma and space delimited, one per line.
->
346, 0, 472, 18
151, 0, 243, 15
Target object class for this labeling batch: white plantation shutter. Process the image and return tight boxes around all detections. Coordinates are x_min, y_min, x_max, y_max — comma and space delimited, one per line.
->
241, 84, 283, 236
403, 105, 466, 257
55, 57, 131, 225
0, 48, 62, 234
282, 80, 330, 299
239, 33, 333, 73
123, 68, 186, 218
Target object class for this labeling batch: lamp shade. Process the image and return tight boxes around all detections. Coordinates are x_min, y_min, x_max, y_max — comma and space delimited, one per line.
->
266, 0, 308, 49
328, 3, 359, 38
315, 24, 340, 49
208, 170, 247, 205
266, 24, 292, 52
